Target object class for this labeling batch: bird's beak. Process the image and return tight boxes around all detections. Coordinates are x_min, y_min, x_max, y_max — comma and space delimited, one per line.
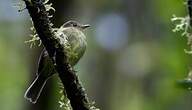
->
81, 24, 91, 29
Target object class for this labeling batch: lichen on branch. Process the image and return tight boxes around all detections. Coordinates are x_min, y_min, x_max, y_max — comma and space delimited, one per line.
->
22, 0, 99, 109
172, 0, 192, 91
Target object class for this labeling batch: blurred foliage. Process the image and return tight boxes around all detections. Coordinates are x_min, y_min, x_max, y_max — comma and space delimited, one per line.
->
0, 22, 28, 110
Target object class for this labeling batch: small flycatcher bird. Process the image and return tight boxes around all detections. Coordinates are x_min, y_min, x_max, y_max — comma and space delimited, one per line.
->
24, 20, 90, 103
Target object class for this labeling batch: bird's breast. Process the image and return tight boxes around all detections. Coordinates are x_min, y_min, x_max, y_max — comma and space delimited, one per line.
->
61, 27, 87, 66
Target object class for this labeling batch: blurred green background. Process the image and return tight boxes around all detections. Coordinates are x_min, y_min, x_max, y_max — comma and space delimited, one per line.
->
1, 0, 192, 110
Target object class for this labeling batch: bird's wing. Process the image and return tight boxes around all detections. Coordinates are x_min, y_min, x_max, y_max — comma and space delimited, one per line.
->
37, 49, 49, 75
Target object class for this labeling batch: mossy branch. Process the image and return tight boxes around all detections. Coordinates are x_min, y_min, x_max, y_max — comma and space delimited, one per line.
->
23, 0, 95, 109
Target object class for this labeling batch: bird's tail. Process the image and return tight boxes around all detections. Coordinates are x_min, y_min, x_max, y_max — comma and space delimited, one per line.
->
24, 75, 47, 104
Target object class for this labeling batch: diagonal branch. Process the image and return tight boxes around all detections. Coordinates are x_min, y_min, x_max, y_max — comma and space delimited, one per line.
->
23, 0, 92, 109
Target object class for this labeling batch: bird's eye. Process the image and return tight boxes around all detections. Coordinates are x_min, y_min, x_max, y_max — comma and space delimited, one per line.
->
73, 23, 77, 27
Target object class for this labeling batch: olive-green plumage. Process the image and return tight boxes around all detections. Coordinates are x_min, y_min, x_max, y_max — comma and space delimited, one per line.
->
24, 21, 90, 103
63, 27, 87, 66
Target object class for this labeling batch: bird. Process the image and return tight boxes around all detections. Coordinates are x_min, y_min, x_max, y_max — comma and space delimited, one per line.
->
24, 20, 90, 104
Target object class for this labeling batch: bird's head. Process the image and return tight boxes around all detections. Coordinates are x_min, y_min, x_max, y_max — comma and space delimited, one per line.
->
63, 20, 90, 30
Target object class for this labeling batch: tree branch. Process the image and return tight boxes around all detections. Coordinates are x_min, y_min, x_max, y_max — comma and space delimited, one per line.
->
23, 0, 92, 109
188, 0, 192, 26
